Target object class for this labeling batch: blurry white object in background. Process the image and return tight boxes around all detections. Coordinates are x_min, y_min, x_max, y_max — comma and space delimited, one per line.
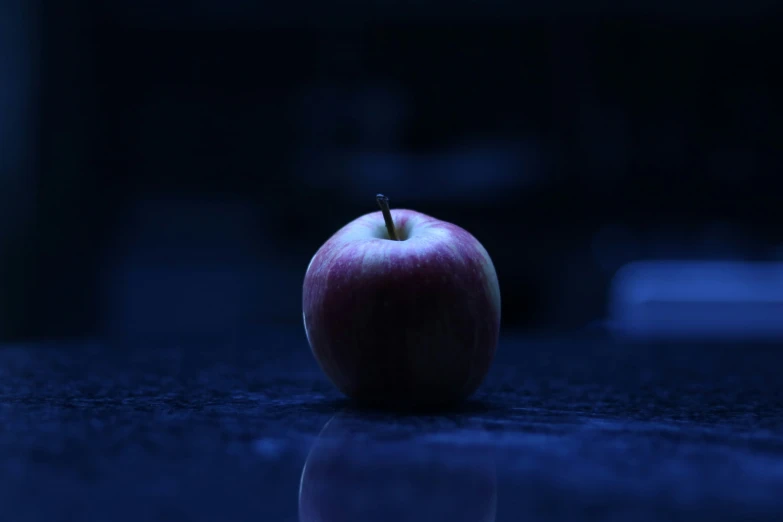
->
609, 261, 783, 341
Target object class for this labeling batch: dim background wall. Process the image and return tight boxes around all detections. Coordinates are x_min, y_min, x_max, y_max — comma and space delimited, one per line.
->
1, 0, 782, 342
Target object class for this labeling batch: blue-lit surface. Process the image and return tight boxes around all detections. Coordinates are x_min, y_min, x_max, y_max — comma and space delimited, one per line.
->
1, 331, 782, 521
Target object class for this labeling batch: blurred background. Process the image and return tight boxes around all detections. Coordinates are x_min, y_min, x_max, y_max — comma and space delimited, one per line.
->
1, 0, 782, 343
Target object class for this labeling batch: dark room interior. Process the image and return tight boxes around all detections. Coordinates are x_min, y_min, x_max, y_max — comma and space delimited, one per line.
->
1, 1, 782, 520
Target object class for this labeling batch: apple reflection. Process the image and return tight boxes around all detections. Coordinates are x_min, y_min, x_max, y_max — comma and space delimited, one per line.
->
299, 413, 497, 522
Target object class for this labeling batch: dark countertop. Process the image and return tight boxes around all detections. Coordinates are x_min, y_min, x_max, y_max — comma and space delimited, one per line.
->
1, 331, 782, 521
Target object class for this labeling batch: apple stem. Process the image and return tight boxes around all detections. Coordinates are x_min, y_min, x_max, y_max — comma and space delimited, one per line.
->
376, 194, 400, 241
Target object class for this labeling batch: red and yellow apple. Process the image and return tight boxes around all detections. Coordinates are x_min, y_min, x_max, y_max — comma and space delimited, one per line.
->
302, 195, 501, 408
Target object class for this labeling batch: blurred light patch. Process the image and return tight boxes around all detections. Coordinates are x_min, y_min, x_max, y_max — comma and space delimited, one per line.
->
348, 139, 541, 203
609, 261, 783, 341
0, 0, 37, 215
102, 199, 301, 338
351, 85, 408, 147
0, 0, 38, 338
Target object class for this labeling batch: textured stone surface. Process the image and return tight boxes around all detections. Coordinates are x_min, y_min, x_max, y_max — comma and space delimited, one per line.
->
1, 332, 782, 521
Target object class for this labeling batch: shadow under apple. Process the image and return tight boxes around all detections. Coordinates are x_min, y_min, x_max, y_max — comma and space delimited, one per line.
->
298, 412, 498, 522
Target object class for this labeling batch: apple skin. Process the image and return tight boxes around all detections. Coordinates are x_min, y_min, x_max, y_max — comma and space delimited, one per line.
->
302, 208, 501, 408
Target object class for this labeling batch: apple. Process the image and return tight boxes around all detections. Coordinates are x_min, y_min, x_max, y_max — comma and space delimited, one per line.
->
302, 195, 501, 408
